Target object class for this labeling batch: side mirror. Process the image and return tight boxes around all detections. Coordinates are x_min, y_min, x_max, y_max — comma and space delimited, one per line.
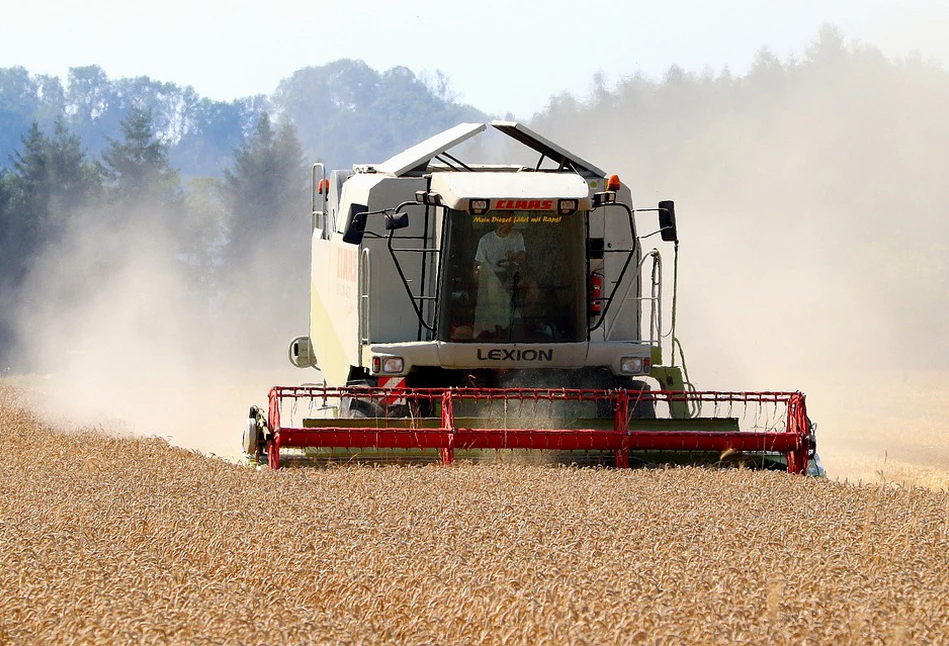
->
658, 200, 678, 243
385, 212, 409, 231
342, 204, 369, 245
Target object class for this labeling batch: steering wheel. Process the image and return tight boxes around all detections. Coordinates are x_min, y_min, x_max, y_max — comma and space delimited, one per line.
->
495, 257, 522, 271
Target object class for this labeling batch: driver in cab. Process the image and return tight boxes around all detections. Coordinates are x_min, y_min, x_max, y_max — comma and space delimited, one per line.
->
473, 215, 526, 339
475, 217, 525, 276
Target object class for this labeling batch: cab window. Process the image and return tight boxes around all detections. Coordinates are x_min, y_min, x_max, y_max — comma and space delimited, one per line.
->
438, 209, 586, 343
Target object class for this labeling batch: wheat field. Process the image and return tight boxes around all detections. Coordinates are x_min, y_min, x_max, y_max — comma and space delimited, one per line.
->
2, 385, 948, 645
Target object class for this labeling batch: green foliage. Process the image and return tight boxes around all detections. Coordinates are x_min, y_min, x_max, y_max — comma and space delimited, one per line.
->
222, 112, 306, 256
45, 121, 101, 216
101, 107, 181, 209
273, 59, 487, 170
0, 119, 98, 365
0, 59, 476, 368
217, 112, 310, 357
6, 120, 99, 249
0, 59, 482, 180
0, 168, 13, 272
0, 65, 268, 175
0, 169, 9, 213
171, 97, 263, 179
0, 168, 13, 362
8, 123, 48, 239
0, 68, 40, 156
64, 66, 123, 155
182, 176, 227, 297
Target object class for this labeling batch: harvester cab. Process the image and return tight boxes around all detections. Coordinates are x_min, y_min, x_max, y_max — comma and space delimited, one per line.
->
246, 121, 822, 476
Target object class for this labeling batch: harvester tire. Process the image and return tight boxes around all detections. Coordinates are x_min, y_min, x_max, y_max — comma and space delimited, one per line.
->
627, 380, 657, 419
340, 396, 384, 419
243, 406, 263, 455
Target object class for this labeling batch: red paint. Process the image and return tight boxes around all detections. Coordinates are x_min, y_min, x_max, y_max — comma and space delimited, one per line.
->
264, 387, 812, 473
335, 247, 357, 282
590, 271, 603, 314
494, 199, 554, 210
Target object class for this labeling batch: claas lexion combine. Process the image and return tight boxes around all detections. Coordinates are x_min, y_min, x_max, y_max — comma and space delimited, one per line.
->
244, 121, 822, 475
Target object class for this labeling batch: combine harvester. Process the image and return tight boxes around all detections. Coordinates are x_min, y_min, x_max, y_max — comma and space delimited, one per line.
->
244, 121, 823, 475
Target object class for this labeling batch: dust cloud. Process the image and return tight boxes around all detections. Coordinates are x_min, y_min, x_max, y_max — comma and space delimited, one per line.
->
535, 34, 949, 483
9, 206, 309, 460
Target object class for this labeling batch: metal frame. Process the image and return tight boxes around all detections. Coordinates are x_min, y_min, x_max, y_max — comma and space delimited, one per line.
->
264, 387, 812, 473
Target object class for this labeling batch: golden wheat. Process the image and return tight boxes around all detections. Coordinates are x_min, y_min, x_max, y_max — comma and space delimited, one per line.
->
1, 385, 947, 645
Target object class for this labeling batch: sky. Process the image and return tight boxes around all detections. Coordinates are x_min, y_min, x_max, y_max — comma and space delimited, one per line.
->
2, 0, 948, 119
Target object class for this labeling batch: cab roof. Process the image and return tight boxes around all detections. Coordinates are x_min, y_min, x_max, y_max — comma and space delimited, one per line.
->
374, 121, 606, 179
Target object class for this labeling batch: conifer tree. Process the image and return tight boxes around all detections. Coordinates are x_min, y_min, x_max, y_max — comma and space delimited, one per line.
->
101, 107, 181, 209
222, 112, 306, 258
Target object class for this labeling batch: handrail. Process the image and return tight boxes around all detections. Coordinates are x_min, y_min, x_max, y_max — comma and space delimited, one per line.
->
649, 250, 662, 347
359, 247, 371, 346
604, 251, 661, 343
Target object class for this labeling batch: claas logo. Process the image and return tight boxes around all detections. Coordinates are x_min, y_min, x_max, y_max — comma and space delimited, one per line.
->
493, 199, 554, 210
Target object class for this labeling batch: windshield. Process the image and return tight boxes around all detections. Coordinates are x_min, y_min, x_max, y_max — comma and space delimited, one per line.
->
438, 208, 586, 343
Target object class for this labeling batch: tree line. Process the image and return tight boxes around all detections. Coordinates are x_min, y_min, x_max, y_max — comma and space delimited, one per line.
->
0, 59, 484, 369
0, 107, 308, 367
0, 59, 486, 180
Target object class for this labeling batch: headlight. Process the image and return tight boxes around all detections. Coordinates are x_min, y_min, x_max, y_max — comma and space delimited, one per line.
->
469, 199, 488, 215
382, 357, 404, 373
620, 356, 650, 374
558, 199, 578, 215
372, 356, 405, 374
